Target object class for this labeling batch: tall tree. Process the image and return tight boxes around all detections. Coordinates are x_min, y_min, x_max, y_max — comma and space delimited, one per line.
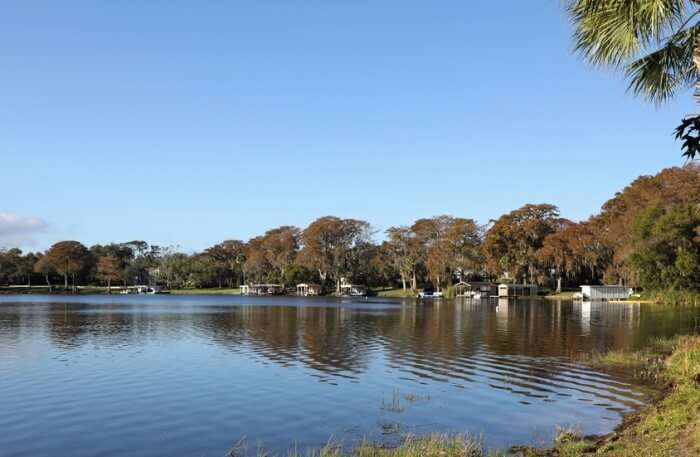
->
243, 236, 271, 284
260, 226, 300, 287
205, 240, 246, 287
567, 0, 700, 158
411, 216, 453, 290
538, 220, 577, 292
590, 164, 700, 283
96, 256, 122, 293
385, 226, 421, 291
46, 241, 90, 291
443, 218, 484, 282
33, 253, 53, 288
629, 203, 700, 290
483, 204, 562, 283
298, 216, 371, 293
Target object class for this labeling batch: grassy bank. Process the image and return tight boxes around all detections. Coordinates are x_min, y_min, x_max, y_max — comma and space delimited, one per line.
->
645, 290, 700, 307
373, 288, 416, 298
0, 286, 119, 295
544, 291, 577, 300
230, 434, 492, 457
170, 288, 241, 295
518, 335, 700, 456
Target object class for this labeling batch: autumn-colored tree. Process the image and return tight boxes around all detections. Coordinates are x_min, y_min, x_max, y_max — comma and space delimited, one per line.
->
537, 220, 578, 292
483, 204, 563, 283
443, 218, 483, 281
243, 236, 271, 284
298, 216, 371, 293
46, 241, 90, 291
33, 253, 53, 288
590, 164, 700, 284
89, 243, 133, 286
205, 239, 247, 287
385, 226, 421, 291
260, 226, 300, 287
96, 256, 122, 293
410, 216, 453, 290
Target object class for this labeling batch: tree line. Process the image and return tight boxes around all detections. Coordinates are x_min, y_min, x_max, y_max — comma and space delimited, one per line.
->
1, 165, 698, 294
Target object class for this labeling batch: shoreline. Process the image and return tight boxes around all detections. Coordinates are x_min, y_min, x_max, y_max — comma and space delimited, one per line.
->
512, 335, 699, 456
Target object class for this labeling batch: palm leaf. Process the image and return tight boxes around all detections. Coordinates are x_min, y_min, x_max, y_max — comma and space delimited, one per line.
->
568, 0, 689, 67
624, 25, 700, 103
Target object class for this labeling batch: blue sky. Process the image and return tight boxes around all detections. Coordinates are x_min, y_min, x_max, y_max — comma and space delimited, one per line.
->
0, 1, 694, 252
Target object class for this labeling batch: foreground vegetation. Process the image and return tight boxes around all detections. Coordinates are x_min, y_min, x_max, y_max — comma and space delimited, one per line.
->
231, 434, 492, 457
521, 336, 700, 457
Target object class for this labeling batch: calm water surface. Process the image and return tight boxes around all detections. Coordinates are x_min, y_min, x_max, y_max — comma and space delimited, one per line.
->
1, 295, 698, 457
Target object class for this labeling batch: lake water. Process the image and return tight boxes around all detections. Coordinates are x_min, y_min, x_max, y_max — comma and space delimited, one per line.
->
1, 295, 698, 457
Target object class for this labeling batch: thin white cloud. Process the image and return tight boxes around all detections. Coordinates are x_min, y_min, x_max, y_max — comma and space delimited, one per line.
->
0, 213, 48, 249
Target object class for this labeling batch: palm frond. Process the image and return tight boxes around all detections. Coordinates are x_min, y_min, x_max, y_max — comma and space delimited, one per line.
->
568, 0, 688, 67
625, 24, 700, 103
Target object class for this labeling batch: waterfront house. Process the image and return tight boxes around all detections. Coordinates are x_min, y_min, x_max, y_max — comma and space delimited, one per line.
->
579, 285, 631, 301
296, 283, 321, 296
455, 281, 499, 298
498, 283, 539, 298
240, 284, 284, 296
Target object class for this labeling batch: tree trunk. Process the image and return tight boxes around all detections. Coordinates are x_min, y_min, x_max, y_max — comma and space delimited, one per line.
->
694, 36, 700, 104
556, 276, 562, 294
64, 273, 68, 290
107, 279, 112, 294
411, 271, 417, 291
401, 273, 406, 291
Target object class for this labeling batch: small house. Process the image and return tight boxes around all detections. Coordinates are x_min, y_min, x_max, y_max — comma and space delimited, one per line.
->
296, 283, 321, 296
579, 285, 631, 301
240, 284, 284, 296
455, 281, 499, 298
498, 283, 539, 298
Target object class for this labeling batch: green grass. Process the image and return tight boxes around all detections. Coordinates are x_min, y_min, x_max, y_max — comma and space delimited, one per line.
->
544, 291, 577, 300
519, 335, 700, 457
230, 434, 495, 457
646, 289, 700, 307
373, 288, 416, 298
170, 287, 241, 295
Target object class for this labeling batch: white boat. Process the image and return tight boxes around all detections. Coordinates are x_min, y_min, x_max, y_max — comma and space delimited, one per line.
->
417, 288, 443, 299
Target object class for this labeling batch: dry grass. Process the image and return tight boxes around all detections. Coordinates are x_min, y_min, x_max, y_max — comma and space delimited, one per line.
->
229, 434, 494, 457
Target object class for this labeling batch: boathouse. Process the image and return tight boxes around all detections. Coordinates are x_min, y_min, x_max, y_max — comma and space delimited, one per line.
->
240, 284, 284, 296
498, 283, 539, 298
339, 283, 367, 297
296, 283, 321, 296
579, 285, 631, 301
455, 281, 499, 298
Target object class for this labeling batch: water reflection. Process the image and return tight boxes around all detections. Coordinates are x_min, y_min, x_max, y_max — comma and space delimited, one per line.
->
0, 295, 697, 457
